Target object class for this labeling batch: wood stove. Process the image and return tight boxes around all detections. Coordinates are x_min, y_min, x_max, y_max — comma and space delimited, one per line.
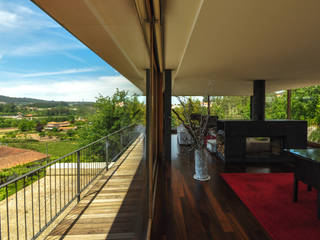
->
245, 137, 283, 158
216, 120, 307, 163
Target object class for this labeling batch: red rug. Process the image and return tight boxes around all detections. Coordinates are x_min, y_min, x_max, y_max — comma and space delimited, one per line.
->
221, 173, 320, 240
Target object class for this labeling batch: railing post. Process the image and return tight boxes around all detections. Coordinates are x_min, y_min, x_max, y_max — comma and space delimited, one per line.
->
105, 138, 109, 170
120, 132, 123, 149
77, 150, 80, 203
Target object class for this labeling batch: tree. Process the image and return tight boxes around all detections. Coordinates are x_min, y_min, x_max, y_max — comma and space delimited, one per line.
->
171, 97, 203, 126
78, 89, 145, 146
35, 122, 44, 132
265, 93, 287, 120
291, 86, 320, 125
68, 115, 75, 124
66, 129, 75, 137
2, 103, 17, 113
18, 120, 31, 132
171, 96, 251, 128
39, 132, 45, 138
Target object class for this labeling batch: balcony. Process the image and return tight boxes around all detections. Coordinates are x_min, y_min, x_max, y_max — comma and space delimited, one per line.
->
0, 125, 147, 240
1, 128, 319, 240
46, 136, 146, 239
4, 1, 320, 239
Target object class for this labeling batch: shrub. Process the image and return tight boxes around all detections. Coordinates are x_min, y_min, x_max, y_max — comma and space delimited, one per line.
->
67, 129, 75, 137
309, 128, 320, 143
39, 132, 45, 138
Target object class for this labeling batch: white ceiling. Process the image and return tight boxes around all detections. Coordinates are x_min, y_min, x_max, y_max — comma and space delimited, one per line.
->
32, 0, 320, 95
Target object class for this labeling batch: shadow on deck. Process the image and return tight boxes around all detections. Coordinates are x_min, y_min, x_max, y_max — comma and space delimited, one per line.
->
46, 136, 147, 240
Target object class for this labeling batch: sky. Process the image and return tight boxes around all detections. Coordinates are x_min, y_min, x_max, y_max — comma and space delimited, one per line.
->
0, 0, 141, 102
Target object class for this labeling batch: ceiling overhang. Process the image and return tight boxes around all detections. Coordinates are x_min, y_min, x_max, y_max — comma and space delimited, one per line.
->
32, 0, 149, 92
32, 0, 320, 96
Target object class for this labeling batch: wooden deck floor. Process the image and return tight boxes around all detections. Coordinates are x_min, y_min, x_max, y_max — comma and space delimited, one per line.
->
46, 136, 147, 240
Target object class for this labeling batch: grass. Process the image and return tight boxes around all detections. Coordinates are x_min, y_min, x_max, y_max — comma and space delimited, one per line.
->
0, 173, 43, 201
8, 140, 79, 160
0, 140, 79, 200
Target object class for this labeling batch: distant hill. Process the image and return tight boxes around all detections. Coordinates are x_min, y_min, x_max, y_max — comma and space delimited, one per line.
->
0, 95, 93, 105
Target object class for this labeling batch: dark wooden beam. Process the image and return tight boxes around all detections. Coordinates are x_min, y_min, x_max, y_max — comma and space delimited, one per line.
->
157, 72, 163, 159
164, 70, 172, 162
145, 69, 151, 219
148, 18, 155, 221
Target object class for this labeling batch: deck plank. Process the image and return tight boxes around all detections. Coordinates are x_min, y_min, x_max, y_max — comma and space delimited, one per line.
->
46, 136, 146, 239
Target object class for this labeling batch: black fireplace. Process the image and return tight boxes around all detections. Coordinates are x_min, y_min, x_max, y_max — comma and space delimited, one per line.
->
216, 120, 307, 163
245, 137, 282, 157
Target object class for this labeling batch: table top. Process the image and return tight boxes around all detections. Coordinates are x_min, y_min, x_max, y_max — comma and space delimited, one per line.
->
285, 149, 320, 163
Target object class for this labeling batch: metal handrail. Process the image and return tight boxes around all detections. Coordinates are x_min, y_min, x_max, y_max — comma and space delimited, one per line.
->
74, 123, 136, 152
0, 124, 141, 240
0, 124, 136, 189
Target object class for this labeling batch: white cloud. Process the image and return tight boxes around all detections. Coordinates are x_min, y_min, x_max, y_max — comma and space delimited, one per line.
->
0, 3, 57, 31
0, 10, 18, 28
0, 76, 142, 101
62, 52, 88, 64
16, 6, 36, 15
0, 54, 3, 60
8, 41, 85, 57
0, 67, 101, 79
21, 67, 100, 78
0, 6, 38, 29
0, 2, 84, 58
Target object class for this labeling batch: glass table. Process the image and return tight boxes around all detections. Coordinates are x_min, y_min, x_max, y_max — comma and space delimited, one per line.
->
285, 149, 320, 219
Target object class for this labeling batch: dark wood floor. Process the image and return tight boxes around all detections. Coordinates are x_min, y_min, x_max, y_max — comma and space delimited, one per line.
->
151, 135, 293, 240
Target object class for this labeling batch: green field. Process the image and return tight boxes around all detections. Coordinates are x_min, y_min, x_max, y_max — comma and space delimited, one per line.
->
8, 140, 79, 160
0, 140, 79, 200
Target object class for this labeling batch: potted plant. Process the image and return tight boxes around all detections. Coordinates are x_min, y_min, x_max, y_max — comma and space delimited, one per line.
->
172, 96, 211, 181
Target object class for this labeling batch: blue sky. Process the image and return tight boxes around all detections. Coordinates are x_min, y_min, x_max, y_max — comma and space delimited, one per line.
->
0, 0, 141, 101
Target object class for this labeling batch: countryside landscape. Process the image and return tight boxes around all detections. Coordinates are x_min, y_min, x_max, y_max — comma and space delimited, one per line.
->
1, 0, 320, 239
1, 84, 319, 190
0, 81, 318, 240
0, 96, 89, 186
0, 90, 144, 190
0, 84, 318, 239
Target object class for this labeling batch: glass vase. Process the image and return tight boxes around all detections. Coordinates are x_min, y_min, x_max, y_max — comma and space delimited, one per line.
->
193, 148, 210, 181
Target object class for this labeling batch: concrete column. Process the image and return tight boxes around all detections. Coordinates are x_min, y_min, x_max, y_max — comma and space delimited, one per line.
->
163, 70, 172, 162
252, 80, 265, 121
